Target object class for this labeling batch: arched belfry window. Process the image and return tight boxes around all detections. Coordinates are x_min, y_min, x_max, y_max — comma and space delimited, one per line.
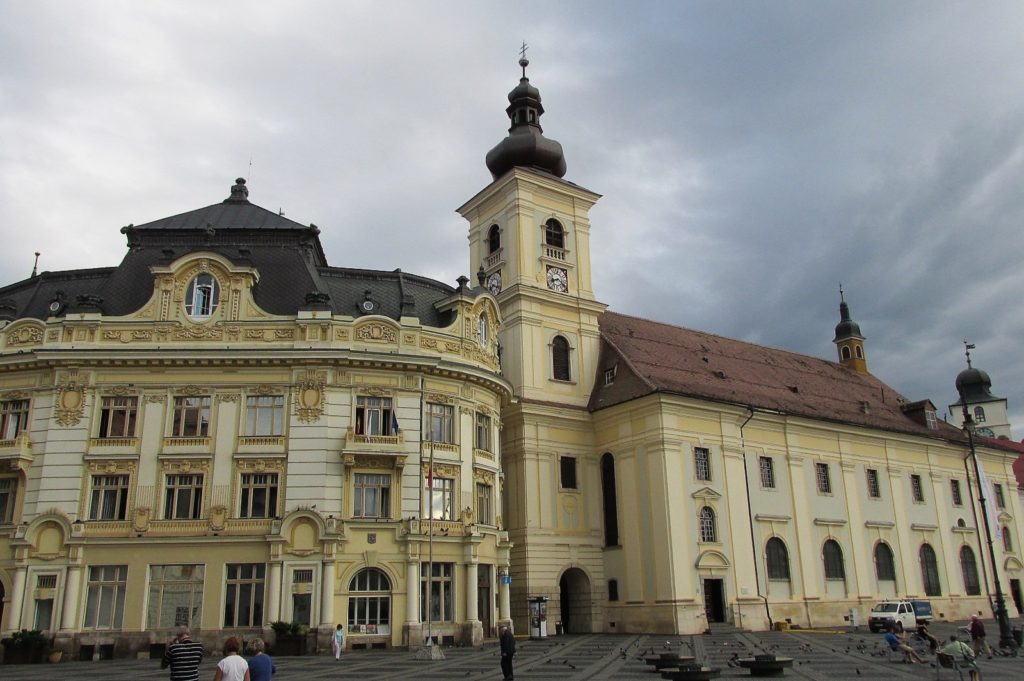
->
487, 225, 500, 254
765, 537, 790, 580
841, 346, 851, 360
698, 506, 717, 543
920, 543, 941, 596
874, 542, 896, 582
551, 335, 570, 381
823, 539, 845, 580
855, 345, 863, 358
959, 545, 980, 595
601, 453, 619, 547
544, 219, 564, 249
974, 406, 986, 423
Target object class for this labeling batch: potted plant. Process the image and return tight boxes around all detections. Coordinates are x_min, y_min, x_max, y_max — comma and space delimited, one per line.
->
270, 621, 308, 656
1, 629, 51, 664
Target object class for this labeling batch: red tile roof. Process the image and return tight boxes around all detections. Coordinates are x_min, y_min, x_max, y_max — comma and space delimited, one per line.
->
593, 311, 961, 440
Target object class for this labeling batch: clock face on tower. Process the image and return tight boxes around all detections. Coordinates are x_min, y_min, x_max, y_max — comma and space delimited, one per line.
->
546, 266, 568, 293
486, 271, 502, 296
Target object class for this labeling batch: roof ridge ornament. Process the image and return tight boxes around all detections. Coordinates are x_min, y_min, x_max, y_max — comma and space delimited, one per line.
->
224, 177, 250, 204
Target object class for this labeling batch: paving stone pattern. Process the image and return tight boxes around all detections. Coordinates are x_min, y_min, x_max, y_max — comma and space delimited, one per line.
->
2, 620, 1021, 680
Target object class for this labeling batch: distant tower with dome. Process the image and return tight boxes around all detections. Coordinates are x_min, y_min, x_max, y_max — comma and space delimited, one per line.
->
949, 343, 1013, 439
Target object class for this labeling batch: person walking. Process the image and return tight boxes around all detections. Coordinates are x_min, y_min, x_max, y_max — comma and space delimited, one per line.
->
161, 625, 205, 681
245, 639, 276, 681
499, 624, 516, 680
213, 636, 249, 681
968, 615, 993, 657
941, 634, 981, 681
332, 624, 345, 660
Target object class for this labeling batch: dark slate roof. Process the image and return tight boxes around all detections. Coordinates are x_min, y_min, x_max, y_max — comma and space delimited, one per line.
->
0, 182, 457, 326
590, 311, 965, 440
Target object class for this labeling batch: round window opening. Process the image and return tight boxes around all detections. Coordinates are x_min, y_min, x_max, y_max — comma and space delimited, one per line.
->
185, 273, 220, 320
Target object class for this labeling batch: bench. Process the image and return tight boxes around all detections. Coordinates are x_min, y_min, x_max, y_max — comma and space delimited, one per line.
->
936, 651, 976, 681
645, 653, 695, 670
736, 655, 794, 676
660, 666, 721, 681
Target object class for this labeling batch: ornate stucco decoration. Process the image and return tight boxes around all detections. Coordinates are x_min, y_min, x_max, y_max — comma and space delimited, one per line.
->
355, 322, 397, 343
145, 394, 167, 404
54, 371, 87, 426
6, 323, 44, 346
209, 505, 228, 532
2, 390, 29, 400
161, 459, 211, 474
425, 392, 455, 405
473, 468, 497, 485
294, 370, 326, 423
216, 393, 240, 403
426, 462, 461, 479
102, 385, 135, 397
356, 386, 392, 397
87, 460, 137, 475
236, 457, 285, 472
132, 507, 151, 532
176, 385, 206, 396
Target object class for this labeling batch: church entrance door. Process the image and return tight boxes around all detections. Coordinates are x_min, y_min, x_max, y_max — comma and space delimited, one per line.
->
558, 568, 591, 633
703, 578, 726, 623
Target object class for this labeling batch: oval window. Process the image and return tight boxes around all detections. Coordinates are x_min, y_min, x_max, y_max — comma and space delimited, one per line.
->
185, 273, 220, 320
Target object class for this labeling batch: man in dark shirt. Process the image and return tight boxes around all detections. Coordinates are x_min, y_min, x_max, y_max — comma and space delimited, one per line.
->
161, 625, 204, 681
499, 624, 516, 680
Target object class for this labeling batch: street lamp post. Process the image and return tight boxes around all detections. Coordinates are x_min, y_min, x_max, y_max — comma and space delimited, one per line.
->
957, 357, 1018, 654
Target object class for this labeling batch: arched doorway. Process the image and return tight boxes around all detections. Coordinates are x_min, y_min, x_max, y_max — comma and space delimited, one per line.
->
558, 568, 591, 633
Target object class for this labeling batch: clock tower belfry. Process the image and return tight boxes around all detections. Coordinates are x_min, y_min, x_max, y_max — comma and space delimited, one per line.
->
457, 56, 606, 406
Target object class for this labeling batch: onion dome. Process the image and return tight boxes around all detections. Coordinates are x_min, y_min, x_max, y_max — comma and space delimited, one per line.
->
955, 366, 995, 402
485, 57, 567, 180
832, 300, 862, 341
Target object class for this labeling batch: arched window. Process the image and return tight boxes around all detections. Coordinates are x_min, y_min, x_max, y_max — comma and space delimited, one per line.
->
487, 224, 500, 254
874, 542, 896, 581
348, 568, 392, 635
185, 273, 219, 319
601, 453, 619, 547
855, 346, 863, 358
544, 219, 564, 249
478, 314, 488, 345
698, 506, 717, 543
1003, 526, 1013, 552
920, 543, 941, 596
959, 545, 981, 596
823, 539, 845, 580
551, 335, 570, 381
974, 406, 986, 423
765, 537, 790, 580
841, 346, 851, 360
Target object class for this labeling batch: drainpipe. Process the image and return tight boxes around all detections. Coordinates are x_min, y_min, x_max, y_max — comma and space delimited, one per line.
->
739, 406, 773, 629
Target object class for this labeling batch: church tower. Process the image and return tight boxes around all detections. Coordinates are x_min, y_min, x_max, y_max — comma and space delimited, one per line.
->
458, 56, 606, 407
950, 345, 1012, 439
833, 290, 868, 373
458, 56, 609, 633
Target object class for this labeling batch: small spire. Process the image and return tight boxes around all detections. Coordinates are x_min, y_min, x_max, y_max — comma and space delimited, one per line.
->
519, 41, 529, 78
839, 283, 845, 303
963, 339, 976, 368
31, 251, 40, 277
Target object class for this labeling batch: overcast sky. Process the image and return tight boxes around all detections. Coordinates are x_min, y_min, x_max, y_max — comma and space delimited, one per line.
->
2, 1, 1023, 438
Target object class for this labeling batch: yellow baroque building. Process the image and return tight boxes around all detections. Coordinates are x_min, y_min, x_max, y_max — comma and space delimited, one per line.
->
1, 62, 1023, 659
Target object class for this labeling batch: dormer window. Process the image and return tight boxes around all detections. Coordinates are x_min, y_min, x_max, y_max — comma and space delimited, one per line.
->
925, 409, 937, 429
603, 365, 617, 386
544, 219, 564, 249
185, 273, 219, 320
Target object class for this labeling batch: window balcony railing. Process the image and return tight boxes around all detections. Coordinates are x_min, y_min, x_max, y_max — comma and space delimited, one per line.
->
485, 248, 504, 269
238, 435, 285, 447
162, 437, 212, 448
543, 245, 567, 261
90, 437, 139, 448
421, 441, 458, 454
407, 519, 466, 537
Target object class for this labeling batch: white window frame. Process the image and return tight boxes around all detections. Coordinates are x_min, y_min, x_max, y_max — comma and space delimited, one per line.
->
223, 563, 266, 627
171, 396, 211, 437
239, 472, 279, 519
164, 473, 204, 519
426, 402, 454, 444
245, 395, 284, 436
815, 462, 832, 494
89, 474, 131, 520
694, 447, 712, 482
353, 472, 392, 519
759, 456, 775, 489
83, 565, 128, 630
97, 396, 138, 438
0, 398, 29, 440
474, 412, 492, 452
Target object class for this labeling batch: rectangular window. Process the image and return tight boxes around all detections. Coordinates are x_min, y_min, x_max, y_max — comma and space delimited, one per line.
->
994, 483, 1006, 509
355, 396, 395, 436
608, 579, 619, 601
474, 412, 492, 452
171, 396, 211, 437
239, 473, 278, 519
759, 456, 775, 489
0, 399, 29, 440
83, 565, 127, 630
420, 562, 454, 622
89, 474, 130, 520
950, 479, 963, 505
560, 455, 578, 490
815, 462, 832, 494
164, 474, 204, 519
147, 565, 204, 629
429, 477, 454, 520
98, 396, 138, 438
910, 474, 925, 502
0, 477, 16, 523
426, 403, 454, 444
603, 365, 617, 386
476, 483, 493, 525
865, 468, 880, 498
694, 447, 711, 482
245, 395, 284, 436
354, 473, 391, 518
223, 563, 265, 627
